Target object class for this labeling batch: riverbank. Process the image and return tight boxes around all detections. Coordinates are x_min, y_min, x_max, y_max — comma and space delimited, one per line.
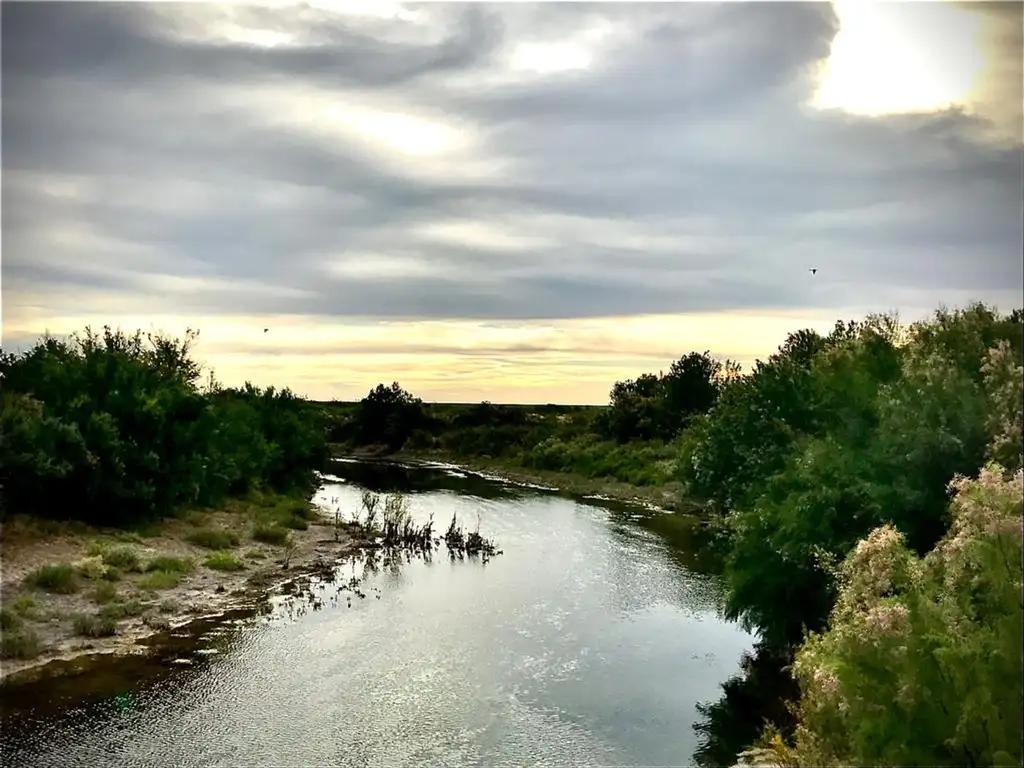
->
0, 489, 371, 681
338, 446, 703, 514
2, 452, 700, 682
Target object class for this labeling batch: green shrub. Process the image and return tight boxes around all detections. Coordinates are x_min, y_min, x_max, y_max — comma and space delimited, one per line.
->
0, 607, 22, 632
252, 524, 290, 546
145, 555, 193, 574
26, 564, 78, 594
99, 599, 146, 620
0, 628, 43, 659
102, 547, 144, 573
0, 326, 328, 529
204, 551, 245, 572
758, 464, 1024, 767
139, 570, 184, 590
73, 613, 118, 638
186, 528, 240, 550
91, 582, 119, 604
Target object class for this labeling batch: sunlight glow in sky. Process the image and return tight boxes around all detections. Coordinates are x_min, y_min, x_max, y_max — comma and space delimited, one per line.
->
3, 1, 1020, 403
813, 1, 986, 116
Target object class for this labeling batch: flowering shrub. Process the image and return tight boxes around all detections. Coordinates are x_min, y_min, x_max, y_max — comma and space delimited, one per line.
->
741, 462, 1023, 767
981, 340, 1024, 472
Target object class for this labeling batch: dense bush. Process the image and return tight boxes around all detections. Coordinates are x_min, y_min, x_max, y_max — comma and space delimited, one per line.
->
739, 463, 1022, 767
676, 304, 1022, 651
0, 326, 328, 527
595, 351, 735, 443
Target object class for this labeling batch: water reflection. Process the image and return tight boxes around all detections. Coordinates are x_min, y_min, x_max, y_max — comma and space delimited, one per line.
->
3, 459, 758, 768
692, 642, 799, 768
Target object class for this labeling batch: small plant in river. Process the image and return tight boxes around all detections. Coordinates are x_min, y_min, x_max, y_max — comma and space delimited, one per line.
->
444, 512, 499, 560
360, 490, 380, 530
282, 540, 299, 569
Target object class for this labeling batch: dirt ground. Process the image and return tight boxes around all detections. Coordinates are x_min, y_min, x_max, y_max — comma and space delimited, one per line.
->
0, 498, 367, 681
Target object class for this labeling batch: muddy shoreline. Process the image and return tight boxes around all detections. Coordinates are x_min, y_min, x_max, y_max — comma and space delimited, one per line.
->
0, 490, 374, 684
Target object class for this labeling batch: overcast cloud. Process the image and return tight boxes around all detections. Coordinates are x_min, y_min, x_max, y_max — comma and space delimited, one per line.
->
2, 1, 1022, 400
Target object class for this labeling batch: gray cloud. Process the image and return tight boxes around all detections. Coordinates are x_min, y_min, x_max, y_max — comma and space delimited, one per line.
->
3, 1, 1022, 329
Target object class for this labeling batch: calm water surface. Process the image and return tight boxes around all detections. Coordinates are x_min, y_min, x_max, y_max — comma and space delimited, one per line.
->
1, 460, 754, 767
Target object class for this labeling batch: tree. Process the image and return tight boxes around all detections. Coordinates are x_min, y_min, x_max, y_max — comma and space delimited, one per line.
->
661, 351, 723, 432
351, 382, 426, 451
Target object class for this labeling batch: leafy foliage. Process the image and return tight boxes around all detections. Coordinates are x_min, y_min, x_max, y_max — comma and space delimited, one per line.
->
596, 351, 732, 443
0, 326, 329, 527
679, 304, 1022, 652
748, 464, 1023, 767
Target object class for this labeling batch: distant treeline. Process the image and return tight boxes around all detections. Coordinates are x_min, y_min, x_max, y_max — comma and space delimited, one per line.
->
1, 327, 329, 527
323, 350, 737, 487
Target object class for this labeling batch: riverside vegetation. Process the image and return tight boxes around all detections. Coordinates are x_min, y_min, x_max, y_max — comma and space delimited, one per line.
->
0, 327, 497, 676
2, 302, 1022, 766
328, 301, 1023, 767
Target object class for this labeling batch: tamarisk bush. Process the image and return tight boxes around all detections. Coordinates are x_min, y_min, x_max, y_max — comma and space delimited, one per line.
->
739, 463, 1023, 767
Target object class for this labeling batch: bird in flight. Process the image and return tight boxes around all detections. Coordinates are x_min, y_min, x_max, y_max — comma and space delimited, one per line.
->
809, 268, 817, 275
264, 328, 269, 333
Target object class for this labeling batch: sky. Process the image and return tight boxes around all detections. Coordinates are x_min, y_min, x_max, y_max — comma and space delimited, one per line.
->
2, 1, 1022, 404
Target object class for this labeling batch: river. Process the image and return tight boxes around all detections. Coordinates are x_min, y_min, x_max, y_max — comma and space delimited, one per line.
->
1, 459, 756, 768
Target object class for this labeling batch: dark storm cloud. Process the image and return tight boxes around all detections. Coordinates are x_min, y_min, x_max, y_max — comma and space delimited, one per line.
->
2, 1, 1021, 326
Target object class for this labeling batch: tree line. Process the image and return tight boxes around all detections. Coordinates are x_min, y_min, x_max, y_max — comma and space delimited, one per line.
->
1, 327, 329, 527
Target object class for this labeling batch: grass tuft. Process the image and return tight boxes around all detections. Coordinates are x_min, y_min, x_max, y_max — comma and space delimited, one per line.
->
0, 628, 43, 659
91, 582, 120, 604
139, 570, 183, 590
99, 599, 146, 621
187, 528, 240, 550
252, 524, 291, 546
204, 551, 246, 572
73, 613, 118, 638
26, 563, 79, 594
145, 555, 194, 574
0, 607, 23, 632
102, 547, 144, 573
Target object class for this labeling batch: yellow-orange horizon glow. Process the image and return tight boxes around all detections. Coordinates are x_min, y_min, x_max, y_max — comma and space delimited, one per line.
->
4, 310, 857, 404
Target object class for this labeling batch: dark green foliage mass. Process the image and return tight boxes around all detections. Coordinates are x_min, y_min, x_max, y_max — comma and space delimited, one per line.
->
0, 326, 328, 527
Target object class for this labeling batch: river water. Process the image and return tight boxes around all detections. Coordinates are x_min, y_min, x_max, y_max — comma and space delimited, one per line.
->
1, 459, 755, 768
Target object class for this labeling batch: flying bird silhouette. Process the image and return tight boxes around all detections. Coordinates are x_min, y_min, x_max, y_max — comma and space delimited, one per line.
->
809, 269, 817, 275
264, 328, 269, 333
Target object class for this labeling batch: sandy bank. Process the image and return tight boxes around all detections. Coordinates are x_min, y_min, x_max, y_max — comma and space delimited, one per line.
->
0, 493, 371, 682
